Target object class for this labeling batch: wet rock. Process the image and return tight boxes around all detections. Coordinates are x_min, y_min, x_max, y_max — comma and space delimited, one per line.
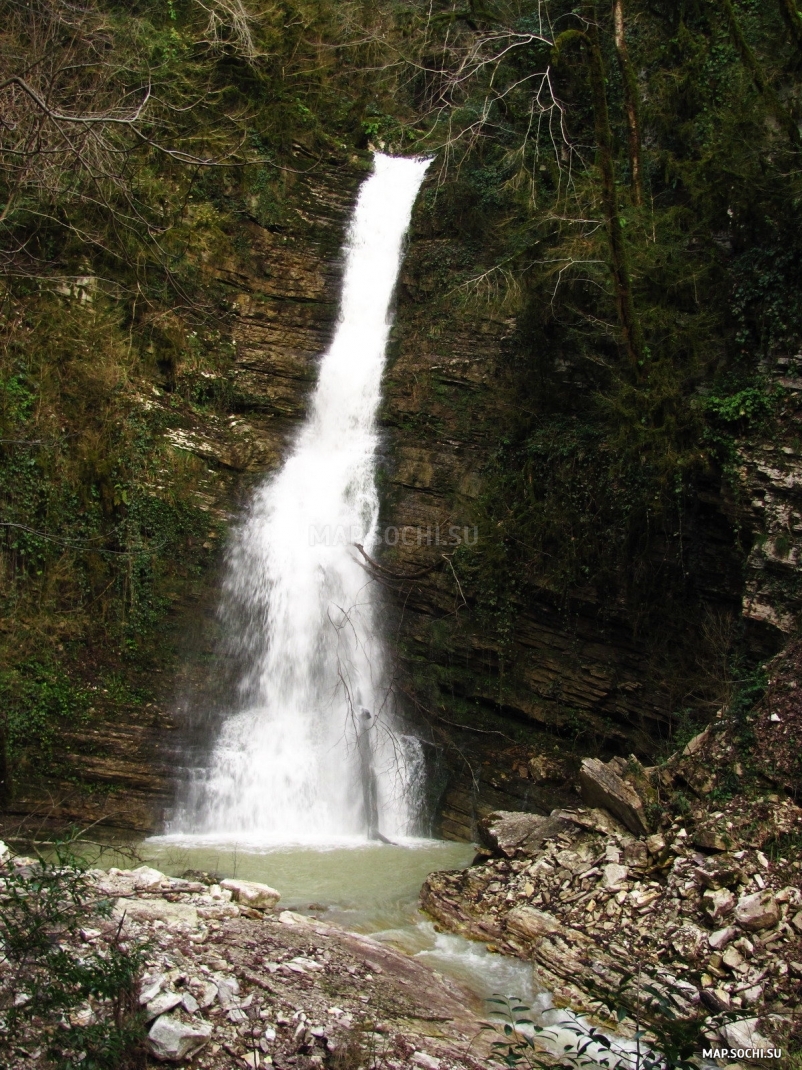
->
278, 909, 308, 926
147, 1014, 212, 1062
220, 878, 281, 911
478, 811, 571, 858
734, 890, 780, 931
579, 758, 649, 835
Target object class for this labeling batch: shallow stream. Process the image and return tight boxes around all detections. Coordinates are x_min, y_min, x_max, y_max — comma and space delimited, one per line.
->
138, 837, 539, 1006
114, 836, 640, 1066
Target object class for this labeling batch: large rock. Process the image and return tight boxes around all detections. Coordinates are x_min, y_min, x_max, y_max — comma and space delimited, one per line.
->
506, 906, 561, 942
147, 1015, 212, 1062
478, 811, 571, 858
129, 865, 167, 889
144, 991, 183, 1022
220, 878, 280, 910
602, 863, 628, 888
721, 1017, 770, 1050
708, 926, 737, 950
695, 857, 744, 890
702, 887, 735, 922
734, 890, 781, 931
113, 898, 198, 927
579, 758, 649, 835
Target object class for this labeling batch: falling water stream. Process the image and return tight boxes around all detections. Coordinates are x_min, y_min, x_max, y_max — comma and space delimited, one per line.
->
172, 153, 430, 844
154, 151, 537, 1004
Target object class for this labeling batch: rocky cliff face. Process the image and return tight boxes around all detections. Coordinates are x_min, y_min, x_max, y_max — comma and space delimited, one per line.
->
6, 161, 800, 844
2, 158, 366, 839
375, 182, 795, 841
419, 682, 802, 1048
736, 356, 802, 637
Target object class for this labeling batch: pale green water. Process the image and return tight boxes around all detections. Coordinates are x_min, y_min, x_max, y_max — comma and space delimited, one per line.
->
134, 836, 539, 1003
90, 836, 638, 1064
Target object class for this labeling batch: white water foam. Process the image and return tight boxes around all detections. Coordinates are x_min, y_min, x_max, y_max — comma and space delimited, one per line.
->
173, 154, 431, 844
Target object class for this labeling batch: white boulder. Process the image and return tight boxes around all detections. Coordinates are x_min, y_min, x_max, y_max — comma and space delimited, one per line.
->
721, 1017, 770, 1050
602, 863, 629, 888
130, 865, 167, 889
734, 890, 780, 931
220, 878, 280, 910
144, 991, 183, 1022
147, 1015, 212, 1062
187, 978, 218, 1008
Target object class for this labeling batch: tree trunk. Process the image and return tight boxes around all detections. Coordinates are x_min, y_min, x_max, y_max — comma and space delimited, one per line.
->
583, 1, 644, 373
777, 0, 802, 52
717, 0, 800, 147
0, 721, 10, 808
612, 0, 644, 206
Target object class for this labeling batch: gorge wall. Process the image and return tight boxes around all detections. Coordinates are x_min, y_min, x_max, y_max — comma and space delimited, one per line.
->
374, 181, 802, 840
6, 154, 802, 841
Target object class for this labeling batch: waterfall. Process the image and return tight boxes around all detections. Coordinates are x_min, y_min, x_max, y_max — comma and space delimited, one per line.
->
175, 154, 430, 845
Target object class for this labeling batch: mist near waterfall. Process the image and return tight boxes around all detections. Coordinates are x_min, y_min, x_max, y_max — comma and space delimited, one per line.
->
171, 154, 431, 844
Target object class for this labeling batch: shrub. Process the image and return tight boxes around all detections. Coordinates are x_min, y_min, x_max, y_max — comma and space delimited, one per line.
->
0, 839, 147, 1070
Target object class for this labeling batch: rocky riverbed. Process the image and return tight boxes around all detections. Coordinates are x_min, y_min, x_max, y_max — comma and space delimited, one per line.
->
1, 856, 495, 1069
421, 708, 802, 1057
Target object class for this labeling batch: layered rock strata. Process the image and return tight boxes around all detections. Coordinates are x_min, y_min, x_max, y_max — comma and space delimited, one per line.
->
1, 159, 366, 837
377, 202, 784, 823
421, 725, 802, 1050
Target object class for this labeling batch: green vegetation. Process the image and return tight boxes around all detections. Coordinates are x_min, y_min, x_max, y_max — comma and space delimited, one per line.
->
0, 0, 398, 796
2, 0, 801, 793
408, 0, 802, 556
0, 841, 147, 1068
485, 987, 701, 1070
378, 0, 802, 742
